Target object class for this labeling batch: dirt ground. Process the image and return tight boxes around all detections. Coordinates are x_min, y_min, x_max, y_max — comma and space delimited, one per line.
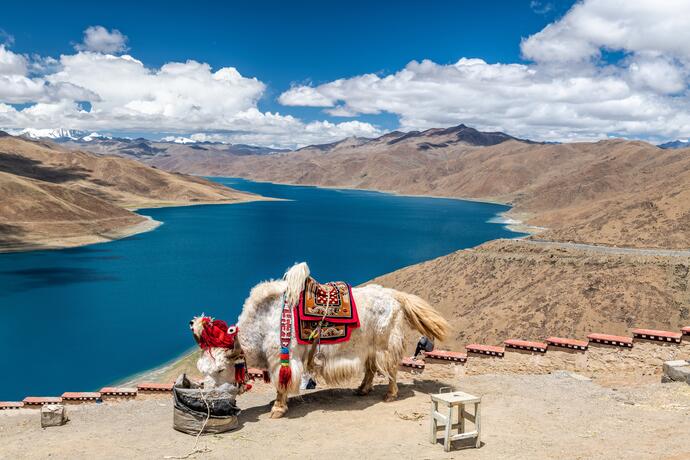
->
2, 370, 689, 460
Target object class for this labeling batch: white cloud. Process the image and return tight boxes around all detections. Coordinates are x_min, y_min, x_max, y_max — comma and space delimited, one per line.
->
182, 119, 381, 148
0, 45, 96, 104
279, 0, 690, 142
521, 0, 690, 63
0, 40, 379, 148
0, 44, 28, 75
75, 26, 128, 54
278, 85, 334, 106
7, 2, 690, 147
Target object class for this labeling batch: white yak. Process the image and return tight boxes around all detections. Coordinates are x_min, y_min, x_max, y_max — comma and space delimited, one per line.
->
196, 262, 449, 418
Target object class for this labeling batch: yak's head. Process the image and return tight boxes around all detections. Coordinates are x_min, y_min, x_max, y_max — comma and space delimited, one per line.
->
190, 315, 240, 354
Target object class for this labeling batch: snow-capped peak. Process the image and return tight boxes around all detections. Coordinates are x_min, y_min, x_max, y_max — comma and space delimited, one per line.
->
18, 128, 88, 140
82, 132, 104, 142
161, 135, 195, 144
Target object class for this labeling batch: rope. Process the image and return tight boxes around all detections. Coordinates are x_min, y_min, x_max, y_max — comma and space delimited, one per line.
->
163, 387, 212, 459
308, 282, 336, 368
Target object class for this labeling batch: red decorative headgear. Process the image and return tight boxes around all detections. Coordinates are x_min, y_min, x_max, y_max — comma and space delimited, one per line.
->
194, 317, 238, 350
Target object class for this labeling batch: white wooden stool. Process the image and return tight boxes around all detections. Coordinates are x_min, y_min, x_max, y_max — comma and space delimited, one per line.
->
430, 389, 481, 452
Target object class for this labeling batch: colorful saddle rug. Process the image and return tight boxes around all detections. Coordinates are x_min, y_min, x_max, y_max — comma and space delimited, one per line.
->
294, 276, 360, 344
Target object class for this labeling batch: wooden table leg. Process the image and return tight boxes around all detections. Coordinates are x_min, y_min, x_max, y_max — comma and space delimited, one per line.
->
444, 405, 453, 452
475, 401, 482, 448
429, 400, 437, 444
458, 403, 465, 435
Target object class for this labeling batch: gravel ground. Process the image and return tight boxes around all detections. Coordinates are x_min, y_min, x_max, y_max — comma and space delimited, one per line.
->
1, 371, 689, 460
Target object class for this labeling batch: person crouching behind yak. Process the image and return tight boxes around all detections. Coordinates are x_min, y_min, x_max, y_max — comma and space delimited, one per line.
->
413, 335, 434, 359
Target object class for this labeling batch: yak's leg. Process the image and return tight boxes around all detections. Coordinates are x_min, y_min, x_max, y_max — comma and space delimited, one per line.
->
355, 356, 376, 396
383, 365, 399, 402
270, 387, 289, 418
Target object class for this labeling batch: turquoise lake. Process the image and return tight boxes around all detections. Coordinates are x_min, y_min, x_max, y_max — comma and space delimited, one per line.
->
0, 178, 522, 400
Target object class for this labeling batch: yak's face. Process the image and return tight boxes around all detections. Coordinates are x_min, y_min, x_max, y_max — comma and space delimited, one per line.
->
189, 316, 206, 341
189, 315, 240, 352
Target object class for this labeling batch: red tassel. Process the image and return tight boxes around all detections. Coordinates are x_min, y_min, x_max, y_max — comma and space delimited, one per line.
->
278, 365, 291, 389
235, 365, 246, 384
263, 370, 271, 383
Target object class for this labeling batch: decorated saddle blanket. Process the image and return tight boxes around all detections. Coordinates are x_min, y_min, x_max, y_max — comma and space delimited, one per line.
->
294, 276, 360, 344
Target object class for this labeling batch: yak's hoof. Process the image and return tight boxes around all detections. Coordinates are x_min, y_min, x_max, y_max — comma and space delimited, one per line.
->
355, 387, 371, 396
270, 407, 287, 419
383, 393, 398, 402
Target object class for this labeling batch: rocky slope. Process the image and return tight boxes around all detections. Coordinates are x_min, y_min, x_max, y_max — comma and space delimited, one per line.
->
370, 239, 690, 349
0, 133, 261, 251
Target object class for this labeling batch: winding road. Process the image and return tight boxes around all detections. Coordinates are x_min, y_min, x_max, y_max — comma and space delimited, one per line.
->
505, 238, 690, 258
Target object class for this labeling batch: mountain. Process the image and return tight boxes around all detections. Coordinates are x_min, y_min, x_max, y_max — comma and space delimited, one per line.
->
54, 136, 287, 171
28, 122, 690, 248
295, 124, 532, 154
658, 139, 689, 149
297, 136, 374, 152
371, 239, 690, 349
16, 128, 91, 140
132, 124, 690, 249
0, 133, 261, 251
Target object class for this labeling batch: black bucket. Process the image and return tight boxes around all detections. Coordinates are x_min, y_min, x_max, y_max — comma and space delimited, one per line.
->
172, 374, 241, 435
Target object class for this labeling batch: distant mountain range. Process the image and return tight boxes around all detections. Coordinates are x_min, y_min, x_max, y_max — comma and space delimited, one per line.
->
11, 124, 690, 153
10, 123, 690, 250
658, 139, 689, 149
7, 123, 533, 157
104, 123, 687, 250
296, 124, 536, 152
13, 128, 98, 141
4, 124, 534, 176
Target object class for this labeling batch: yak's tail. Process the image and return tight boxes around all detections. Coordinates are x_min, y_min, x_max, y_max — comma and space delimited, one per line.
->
395, 291, 449, 341
283, 262, 310, 307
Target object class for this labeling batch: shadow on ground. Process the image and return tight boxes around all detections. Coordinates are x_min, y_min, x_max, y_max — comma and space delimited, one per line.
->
237, 378, 449, 425
0, 153, 90, 183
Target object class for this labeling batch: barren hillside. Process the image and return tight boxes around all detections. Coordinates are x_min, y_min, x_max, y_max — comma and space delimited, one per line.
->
370, 239, 690, 350
0, 134, 261, 251
141, 126, 690, 248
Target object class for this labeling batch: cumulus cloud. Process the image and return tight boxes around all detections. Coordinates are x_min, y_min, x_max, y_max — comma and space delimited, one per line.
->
7, 2, 690, 147
181, 119, 381, 148
0, 45, 97, 104
75, 26, 128, 54
0, 45, 27, 75
279, 0, 690, 142
521, 0, 690, 63
0, 34, 379, 147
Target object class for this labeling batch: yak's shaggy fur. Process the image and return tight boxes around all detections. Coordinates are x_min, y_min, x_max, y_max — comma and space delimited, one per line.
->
236, 262, 449, 418
190, 315, 244, 390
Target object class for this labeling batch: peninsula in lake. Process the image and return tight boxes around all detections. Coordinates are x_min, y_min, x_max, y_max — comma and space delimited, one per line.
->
0, 132, 262, 252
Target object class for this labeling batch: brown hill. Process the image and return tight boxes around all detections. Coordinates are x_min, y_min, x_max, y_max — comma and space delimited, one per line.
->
154, 128, 690, 249
0, 134, 261, 251
370, 239, 690, 350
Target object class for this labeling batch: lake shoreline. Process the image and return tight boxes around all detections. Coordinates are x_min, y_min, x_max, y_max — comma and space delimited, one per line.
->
0, 195, 272, 255
205, 176, 544, 237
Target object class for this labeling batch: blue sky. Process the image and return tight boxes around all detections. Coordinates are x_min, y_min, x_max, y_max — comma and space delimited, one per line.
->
1, 0, 689, 146
3, 0, 573, 129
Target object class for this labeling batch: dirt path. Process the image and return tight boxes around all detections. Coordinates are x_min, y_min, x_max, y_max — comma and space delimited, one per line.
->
2, 372, 689, 459
513, 238, 690, 258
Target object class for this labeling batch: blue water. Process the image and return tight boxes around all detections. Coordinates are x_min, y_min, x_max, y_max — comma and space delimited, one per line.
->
0, 178, 522, 400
